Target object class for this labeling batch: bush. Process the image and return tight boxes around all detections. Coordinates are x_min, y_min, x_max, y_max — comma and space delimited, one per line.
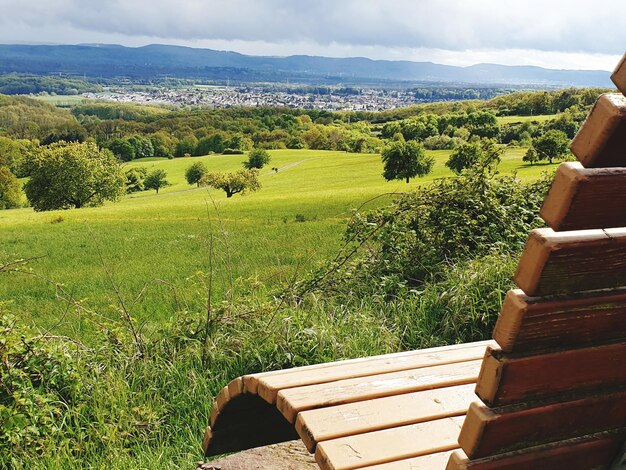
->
222, 148, 244, 155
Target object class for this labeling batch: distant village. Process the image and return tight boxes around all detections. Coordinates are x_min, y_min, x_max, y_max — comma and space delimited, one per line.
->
83, 85, 427, 111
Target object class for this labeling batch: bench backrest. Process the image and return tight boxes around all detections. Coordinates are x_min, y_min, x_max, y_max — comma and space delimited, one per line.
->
447, 56, 626, 469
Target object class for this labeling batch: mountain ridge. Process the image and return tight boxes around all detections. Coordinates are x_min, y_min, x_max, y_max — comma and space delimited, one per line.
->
0, 43, 612, 87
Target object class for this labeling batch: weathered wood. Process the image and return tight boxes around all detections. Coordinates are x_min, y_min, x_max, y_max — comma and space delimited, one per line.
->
315, 416, 465, 470
447, 430, 626, 470
475, 343, 626, 407
278, 359, 482, 423
493, 288, 626, 353
540, 162, 626, 231
296, 383, 475, 452
459, 390, 626, 458
360, 451, 454, 469
570, 93, 626, 168
611, 54, 626, 96
203, 393, 298, 456
248, 341, 492, 404
514, 227, 626, 296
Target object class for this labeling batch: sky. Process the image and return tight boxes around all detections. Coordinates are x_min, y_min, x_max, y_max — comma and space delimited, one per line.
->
0, 0, 624, 71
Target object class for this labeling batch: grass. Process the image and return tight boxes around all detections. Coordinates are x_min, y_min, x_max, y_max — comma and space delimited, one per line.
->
0, 145, 558, 469
28, 94, 92, 106
0, 147, 555, 338
496, 114, 558, 124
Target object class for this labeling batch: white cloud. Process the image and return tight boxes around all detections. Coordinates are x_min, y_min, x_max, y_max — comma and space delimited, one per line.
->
0, 0, 623, 69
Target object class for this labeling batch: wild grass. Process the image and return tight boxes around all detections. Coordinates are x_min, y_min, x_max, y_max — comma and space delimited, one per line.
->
0, 148, 553, 338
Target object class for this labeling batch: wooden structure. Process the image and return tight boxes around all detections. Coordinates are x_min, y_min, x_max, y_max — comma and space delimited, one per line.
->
202, 57, 626, 469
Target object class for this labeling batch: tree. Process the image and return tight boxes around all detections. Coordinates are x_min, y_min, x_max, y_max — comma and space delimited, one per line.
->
0, 166, 21, 209
381, 138, 434, 183
127, 135, 154, 159
201, 169, 261, 198
446, 139, 502, 174
124, 166, 147, 193
185, 161, 208, 187
531, 129, 570, 164
23, 142, 125, 211
243, 148, 271, 169
144, 168, 170, 194
107, 138, 135, 162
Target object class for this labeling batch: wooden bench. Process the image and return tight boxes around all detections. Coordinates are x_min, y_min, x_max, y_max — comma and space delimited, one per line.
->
202, 56, 626, 469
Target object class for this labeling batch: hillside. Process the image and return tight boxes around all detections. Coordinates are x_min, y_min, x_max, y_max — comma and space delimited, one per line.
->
0, 43, 613, 87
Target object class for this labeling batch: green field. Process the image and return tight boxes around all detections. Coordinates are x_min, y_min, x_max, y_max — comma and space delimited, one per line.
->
29, 94, 91, 106
1, 148, 553, 337
496, 114, 559, 125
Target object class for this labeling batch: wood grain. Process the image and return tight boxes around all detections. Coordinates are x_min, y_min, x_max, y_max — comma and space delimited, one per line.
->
514, 227, 626, 296
447, 429, 626, 470
475, 343, 626, 407
459, 391, 626, 458
493, 288, 626, 353
570, 93, 626, 168
359, 451, 454, 469
540, 162, 626, 231
278, 359, 482, 423
315, 417, 465, 470
296, 383, 475, 452
612, 53, 626, 96
251, 341, 492, 404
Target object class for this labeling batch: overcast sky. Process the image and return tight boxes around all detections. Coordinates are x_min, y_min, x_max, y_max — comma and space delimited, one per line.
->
0, 0, 624, 71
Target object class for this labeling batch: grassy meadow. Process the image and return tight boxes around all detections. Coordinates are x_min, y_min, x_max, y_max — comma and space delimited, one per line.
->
2, 147, 552, 338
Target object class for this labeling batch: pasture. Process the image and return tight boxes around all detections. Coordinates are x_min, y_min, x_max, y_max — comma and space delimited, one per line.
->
0, 147, 553, 339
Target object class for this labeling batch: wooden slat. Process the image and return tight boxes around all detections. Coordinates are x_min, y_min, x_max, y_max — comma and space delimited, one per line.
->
540, 162, 626, 231
316, 417, 465, 470
475, 343, 626, 407
360, 451, 454, 469
493, 288, 626, 354
459, 391, 626, 458
570, 93, 626, 168
611, 54, 626, 96
514, 227, 626, 296
296, 383, 475, 452
278, 359, 482, 423
251, 341, 492, 404
447, 430, 626, 470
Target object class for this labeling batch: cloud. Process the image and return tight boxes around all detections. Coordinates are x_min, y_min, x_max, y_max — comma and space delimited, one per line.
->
0, 0, 623, 68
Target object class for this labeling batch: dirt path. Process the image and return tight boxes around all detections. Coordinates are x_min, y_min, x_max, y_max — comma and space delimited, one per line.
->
265, 158, 312, 175
197, 440, 317, 469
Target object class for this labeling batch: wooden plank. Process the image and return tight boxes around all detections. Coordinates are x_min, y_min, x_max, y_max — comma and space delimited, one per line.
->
360, 451, 454, 469
570, 93, 626, 168
278, 359, 482, 423
315, 416, 465, 470
539, 162, 626, 231
459, 390, 626, 458
475, 343, 626, 407
240, 341, 491, 395
514, 227, 626, 296
611, 53, 626, 96
252, 341, 492, 404
493, 288, 626, 353
447, 430, 626, 470
296, 383, 475, 452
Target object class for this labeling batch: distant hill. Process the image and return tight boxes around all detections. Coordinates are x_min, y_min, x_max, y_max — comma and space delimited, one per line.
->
0, 43, 613, 87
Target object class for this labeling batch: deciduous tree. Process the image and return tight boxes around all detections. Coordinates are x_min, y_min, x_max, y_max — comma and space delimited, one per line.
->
23, 141, 125, 211
446, 138, 502, 174
381, 137, 434, 183
185, 161, 208, 187
201, 169, 261, 198
0, 166, 21, 209
243, 149, 271, 169
144, 168, 170, 194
